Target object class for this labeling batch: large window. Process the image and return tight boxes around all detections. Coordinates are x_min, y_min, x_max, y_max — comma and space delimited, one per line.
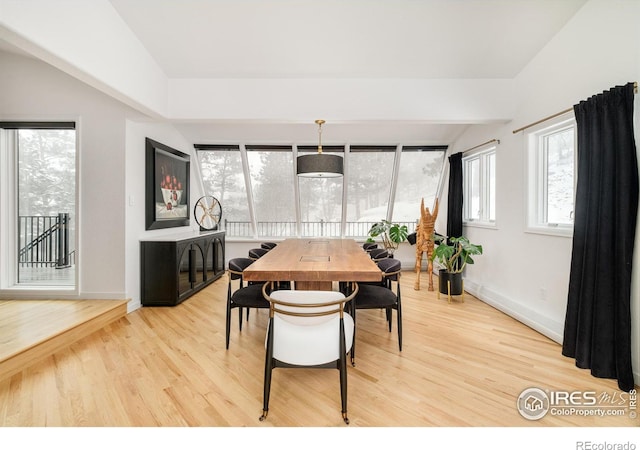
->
463, 146, 496, 226
526, 115, 576, 236
246, 146, 297, 237
345, 146, 396, 236
393, 146, 446, 222
0, 122, 77, 289
195, 143, 447, 239
298, 145, 344, 237
197, 145, 252, 236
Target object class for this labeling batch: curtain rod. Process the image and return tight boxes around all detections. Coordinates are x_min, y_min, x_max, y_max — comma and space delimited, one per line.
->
462, 139, 500, 154
513, 81, 638, 134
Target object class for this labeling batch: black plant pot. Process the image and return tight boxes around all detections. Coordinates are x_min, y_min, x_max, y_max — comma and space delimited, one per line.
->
438, 269, 463, 296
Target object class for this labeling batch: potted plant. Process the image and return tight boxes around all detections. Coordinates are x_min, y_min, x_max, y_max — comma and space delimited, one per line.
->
430, 234, 483, 297
367, 220, 409, 256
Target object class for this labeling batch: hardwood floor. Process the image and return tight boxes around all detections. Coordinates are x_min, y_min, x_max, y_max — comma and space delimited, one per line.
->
0, 272, 637, 428
0, 299, 127, 381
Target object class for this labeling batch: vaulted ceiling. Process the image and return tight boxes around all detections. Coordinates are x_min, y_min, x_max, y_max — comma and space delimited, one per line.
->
1, 0, 587, 144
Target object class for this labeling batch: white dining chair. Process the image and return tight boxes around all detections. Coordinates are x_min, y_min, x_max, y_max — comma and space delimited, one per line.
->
259, 282, 358, 424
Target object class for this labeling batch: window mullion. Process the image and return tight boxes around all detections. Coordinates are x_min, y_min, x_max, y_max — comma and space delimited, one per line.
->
293, 144, 301, 238
386, 144, 402, 222
341, 145, 350, 238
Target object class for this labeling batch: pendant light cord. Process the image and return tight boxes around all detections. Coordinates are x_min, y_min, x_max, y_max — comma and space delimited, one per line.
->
315, 119, 325, 154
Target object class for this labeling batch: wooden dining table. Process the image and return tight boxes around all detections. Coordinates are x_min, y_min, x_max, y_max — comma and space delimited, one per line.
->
242, 238, 382, 290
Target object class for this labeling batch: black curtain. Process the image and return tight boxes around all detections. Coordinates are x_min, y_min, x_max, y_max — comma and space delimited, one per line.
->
447, 152, 463, 239
562, 82, 638, 392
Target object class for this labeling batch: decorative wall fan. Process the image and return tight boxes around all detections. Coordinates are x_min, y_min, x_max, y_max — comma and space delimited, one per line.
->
194, 196, 222, 231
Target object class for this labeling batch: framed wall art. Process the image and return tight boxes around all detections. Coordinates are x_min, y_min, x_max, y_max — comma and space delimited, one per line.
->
145, 137, 190, 230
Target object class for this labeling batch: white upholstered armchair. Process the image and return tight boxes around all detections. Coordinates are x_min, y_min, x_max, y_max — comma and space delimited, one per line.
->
259, 282, 358, 424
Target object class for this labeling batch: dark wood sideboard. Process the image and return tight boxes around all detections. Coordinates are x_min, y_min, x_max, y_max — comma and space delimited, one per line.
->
140, 230, 225, 306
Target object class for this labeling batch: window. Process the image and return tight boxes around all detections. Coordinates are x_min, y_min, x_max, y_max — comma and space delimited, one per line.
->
392, 146, 446, 222
196, 142, 448, 239
526, 115, 576, 236
463, 146, 496, 226
0, 122, 77, 289
196, 145, 252, 237
297, 145, 344, 237
344, 146, 396, 237
246, 145, 297, 238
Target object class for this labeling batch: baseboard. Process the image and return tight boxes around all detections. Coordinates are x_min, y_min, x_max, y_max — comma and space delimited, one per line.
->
462, 279, 564, 343
462, 278, 640, 386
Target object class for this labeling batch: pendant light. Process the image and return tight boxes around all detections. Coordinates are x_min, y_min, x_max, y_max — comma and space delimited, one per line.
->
296, 119, 344, 178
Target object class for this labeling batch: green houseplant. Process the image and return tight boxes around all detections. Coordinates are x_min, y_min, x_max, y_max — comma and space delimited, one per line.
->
367, 220, 409, 256
430, 234, 483, 297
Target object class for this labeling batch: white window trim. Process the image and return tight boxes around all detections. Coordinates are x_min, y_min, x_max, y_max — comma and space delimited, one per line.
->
462, 145, 497, 229
0, 129, 18, 288
525, 113, 576, 238
0, 123, 80, 294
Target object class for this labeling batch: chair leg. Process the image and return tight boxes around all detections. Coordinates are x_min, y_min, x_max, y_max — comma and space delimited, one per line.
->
397, 305, 403, 352
397, 284, 402, 351
239, 307, 243, 331
260, 318, 275, 422
225, 300, 232, 349
339, 317, 349, 425
387, 307, 392, 332
350, 307, 356, 366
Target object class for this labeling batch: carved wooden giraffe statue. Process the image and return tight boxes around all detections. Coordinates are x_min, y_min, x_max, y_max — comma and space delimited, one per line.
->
414, 198, 439, 291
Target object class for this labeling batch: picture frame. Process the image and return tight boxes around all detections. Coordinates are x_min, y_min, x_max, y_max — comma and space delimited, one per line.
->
145, 137, 190, 230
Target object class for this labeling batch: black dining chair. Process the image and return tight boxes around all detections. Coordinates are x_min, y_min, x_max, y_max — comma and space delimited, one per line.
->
248, 247, 269, 260
348, 257, 402, 366
249, 247, 291, 289
261, 242, 277, 250
369, 248, 389, 262
362, 242, 378, 253
226, 257, 270, 349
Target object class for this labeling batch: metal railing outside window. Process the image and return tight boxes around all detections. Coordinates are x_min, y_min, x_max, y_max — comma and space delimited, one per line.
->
223, 219, 415, 239
18, 213, 74, 267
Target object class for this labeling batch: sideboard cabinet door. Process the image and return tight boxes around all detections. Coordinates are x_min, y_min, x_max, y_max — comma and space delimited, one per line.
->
141, 231, 226, 306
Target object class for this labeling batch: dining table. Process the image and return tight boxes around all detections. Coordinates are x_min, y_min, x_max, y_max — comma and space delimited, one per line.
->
242, 238, 382, 290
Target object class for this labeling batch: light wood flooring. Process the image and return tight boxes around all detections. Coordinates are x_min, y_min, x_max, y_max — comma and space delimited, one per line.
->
0, 299, 127, 382
0, 272, 637, 428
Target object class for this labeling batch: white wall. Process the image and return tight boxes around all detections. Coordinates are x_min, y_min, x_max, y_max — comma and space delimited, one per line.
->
0, 48, 212, 311
0, 50, 206, 310
0, 50, 133, 299
436, 0, 640, 383
124, 120, 204, 311
0, 0, 168, 116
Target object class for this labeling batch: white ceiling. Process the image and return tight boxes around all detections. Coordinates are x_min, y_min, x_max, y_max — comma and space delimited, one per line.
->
108, 0, 586, 80
2, 0, 588, 144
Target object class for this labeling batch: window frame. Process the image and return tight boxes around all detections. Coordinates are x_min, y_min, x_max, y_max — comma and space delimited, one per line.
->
462, 145, 497, 228
195, 143, 448, 240
0, 121, 79, 293
525, 114, 576, 237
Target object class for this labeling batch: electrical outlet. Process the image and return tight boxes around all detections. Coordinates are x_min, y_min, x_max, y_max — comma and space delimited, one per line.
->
539, 288, 547, 301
